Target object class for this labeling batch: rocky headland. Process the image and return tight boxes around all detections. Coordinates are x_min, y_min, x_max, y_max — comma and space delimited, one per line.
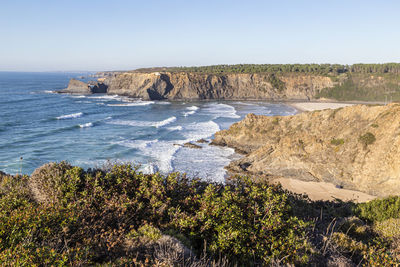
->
212, 103, 400, 197
60, 63, 400, 102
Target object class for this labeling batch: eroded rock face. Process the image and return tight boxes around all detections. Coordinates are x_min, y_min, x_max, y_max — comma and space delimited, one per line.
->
212, 104, 400, 197
105, 72, 334, 100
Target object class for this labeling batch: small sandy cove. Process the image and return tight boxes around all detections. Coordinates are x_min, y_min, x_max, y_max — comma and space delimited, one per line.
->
273, 178, 376, 203
275, 101, 376, 202
290, 101, 355, 112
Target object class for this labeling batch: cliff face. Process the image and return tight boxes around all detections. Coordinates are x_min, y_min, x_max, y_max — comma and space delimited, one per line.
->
212, 104, 400, 197
105, 72, 334, 100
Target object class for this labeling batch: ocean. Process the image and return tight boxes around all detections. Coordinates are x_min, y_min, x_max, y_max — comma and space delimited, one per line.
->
0, 72, 297, 182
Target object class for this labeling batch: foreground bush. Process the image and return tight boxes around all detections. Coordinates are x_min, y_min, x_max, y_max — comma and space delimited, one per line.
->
0, 163, 312, 265
0, 162, 399, 266
355, 196, 400, 222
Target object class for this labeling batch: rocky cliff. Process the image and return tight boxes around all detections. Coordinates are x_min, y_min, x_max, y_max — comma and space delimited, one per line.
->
104, 72, 334, 100
212, 104, 400, 197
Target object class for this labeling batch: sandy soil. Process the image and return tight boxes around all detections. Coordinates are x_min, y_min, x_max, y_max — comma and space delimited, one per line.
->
273, 177, 376, 203
290, 102, 355, 112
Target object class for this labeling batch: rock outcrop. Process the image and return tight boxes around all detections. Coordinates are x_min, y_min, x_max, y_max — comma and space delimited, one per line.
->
104, 72, 334, 100
60, 78, 107, 94
212, 104, 400, 197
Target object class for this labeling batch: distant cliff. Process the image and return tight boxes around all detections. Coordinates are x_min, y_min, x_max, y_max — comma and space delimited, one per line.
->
103, 72, 334, 101
60, 63, 400, 101
212, 104, 400, 197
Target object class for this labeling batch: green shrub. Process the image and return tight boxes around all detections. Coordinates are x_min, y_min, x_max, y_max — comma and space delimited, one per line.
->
268, 74, 286, 92
359, 132, 376, 147
128, 224, 162, 241
355, 196, 400, 222
1, 162, 399, 265
172, 177, 312, 264
374, 218, 400, 238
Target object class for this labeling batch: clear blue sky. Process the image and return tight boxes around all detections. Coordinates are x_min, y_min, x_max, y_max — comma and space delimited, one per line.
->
1, 0, 399, 71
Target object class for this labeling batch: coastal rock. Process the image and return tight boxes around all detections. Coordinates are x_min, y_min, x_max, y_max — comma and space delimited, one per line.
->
60, 78, 107, 94
212, 104, 400, 197
183, 142, 202, 149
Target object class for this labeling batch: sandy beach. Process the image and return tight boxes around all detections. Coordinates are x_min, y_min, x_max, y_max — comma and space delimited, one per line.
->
273, 178, 376, 203
289, 101, 355, 112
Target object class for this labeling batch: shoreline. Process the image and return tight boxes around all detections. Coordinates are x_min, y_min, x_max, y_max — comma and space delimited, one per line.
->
286, 100, 386, 113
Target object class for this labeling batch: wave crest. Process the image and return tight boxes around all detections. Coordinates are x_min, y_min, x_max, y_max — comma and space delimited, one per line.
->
56, 112, 83, 120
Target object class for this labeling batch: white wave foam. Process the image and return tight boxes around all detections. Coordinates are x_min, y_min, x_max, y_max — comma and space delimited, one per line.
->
183, 110, 195, 117
153, 116, 176, 128
109, 116, 176, 128
107, 101, 154, 107
140, 163, 158, 174
187, 106, 199, 111
70, 95, 86, 99
182, 121, 220, 141
114, 139, 159, 150
43, 90, 55, 94
116, 139, 179, 173
183, 105, 199, 116
173, 143, 236, 183
79, 122, 93, 128
203, 103, 240, 119
88, 94, 120, 100
156, 101, 171, 105
167, 126, 183, 131
56, 112, 83, 120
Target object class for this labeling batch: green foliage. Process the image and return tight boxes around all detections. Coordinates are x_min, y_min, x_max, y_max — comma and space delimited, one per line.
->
0, 163, 311, 265
128, 224, 162, 241
355, 196, 400, 222
1, 162, 399, 265
268, 74, 286, 92
371, 123, 379, 128
317, 73, 400, 101
135, 63, 400, 75
330, 138, 345, 146
374, 218, 400, 238
359, 132, 376, 147
171, 177, 312, 264
331, 232, 398, 266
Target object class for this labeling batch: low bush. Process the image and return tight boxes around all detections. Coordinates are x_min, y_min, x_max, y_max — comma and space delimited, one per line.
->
330, 138, 344, 146
359, 132, 376, 147
0, 162, 399, 265
0, 163, 312, 265
355, 196, 400, 222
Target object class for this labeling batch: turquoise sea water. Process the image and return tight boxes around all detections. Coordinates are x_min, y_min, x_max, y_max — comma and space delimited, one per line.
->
0, 72, 297, 181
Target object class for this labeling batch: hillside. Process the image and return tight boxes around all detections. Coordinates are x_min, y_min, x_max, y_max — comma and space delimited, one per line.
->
212, 103, 400, 197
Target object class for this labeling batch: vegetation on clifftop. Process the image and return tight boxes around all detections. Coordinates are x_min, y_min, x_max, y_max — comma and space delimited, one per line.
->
1, 162, 399, 266
135, 63, 400, 75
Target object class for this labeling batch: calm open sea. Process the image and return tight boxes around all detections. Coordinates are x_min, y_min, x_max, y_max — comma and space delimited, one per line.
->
0, 72, 297, 181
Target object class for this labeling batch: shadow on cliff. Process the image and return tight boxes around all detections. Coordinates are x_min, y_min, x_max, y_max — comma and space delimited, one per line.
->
146, 74, 174, 100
